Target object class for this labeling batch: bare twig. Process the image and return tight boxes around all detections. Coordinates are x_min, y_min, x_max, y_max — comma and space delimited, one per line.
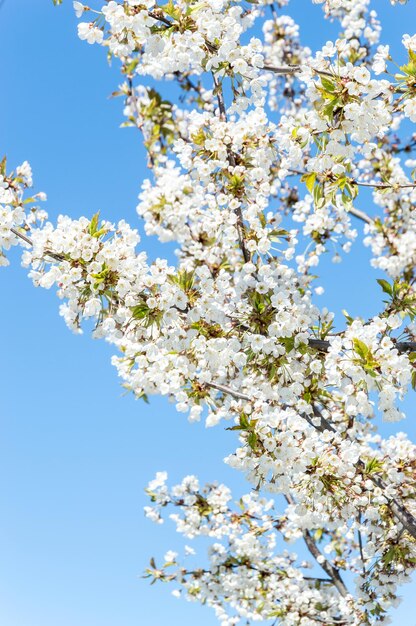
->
262, 64, 334, 79
147, 10, 172, 27
10, 227, 32, 246
346, 206, 373, 225
10, 227, 64, 262
354, 180, 416, 190
206, 381, 251, 402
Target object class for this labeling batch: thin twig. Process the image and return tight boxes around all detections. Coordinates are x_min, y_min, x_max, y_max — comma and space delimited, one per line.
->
147, 10, 172, 27
262, 64, 334, 79
10, 227, 64, 262
347, 206, 373, 225
289, 167, 416, 208
10, 227, 32, 246
354, 180, 416, 190
206, 381, 251, 402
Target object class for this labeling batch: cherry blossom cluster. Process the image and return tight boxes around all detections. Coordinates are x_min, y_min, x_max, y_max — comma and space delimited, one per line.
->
0, 159, 46, 266
76, 0, 267, 106
143, 467, 416, 624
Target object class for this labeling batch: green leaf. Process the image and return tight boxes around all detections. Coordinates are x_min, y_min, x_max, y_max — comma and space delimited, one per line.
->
268, 228, 290, 242
353, 338, 369, 360
161, 0, 181, 20
247, 431, 257, 450
313, 183, 325, 208
377, 278, 393, 296
365, 457, 383, 474
136, 390, 149, 403
382, 547, 396, 565
240, 413, 250, 429
342, 309, 354, 325
408, 351, 416, 363
320, 77, 336, 92
88, 211, 100, 236
124, 58, 139, 75
322, 97, 340, 122
302, 172, 316, 194
131, 302, 150, 320
0, 155, 7, 177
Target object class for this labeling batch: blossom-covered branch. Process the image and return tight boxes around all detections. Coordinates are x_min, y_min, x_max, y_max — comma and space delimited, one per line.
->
3, 0, 416, 623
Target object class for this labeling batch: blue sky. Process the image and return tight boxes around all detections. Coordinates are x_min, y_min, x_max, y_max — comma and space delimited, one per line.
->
0, 1, 415, 625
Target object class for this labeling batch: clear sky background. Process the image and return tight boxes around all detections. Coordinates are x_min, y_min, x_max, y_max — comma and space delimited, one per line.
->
0, 1, 415, 625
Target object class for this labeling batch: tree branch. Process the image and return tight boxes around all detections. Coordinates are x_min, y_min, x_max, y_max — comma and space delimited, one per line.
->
212, 72, 250, 263
12, 226, 416, 541
285, 495, 349, 598
308, 337, 416, 354
288, 168, 416, 215
354, 180, 416, 190
346, 206, 374, 225
357, 512, 366, 578
147, 10, 173, 27
10, 227, 64, 262
206, 381, 251, 402
262, 64, 334, 78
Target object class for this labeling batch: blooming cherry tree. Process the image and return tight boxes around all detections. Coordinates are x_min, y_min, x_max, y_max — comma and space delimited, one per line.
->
3, 0, 416, 623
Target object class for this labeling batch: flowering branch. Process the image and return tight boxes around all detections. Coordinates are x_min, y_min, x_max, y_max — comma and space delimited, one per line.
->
206, 382, 416, 541
7, 1, 416, 624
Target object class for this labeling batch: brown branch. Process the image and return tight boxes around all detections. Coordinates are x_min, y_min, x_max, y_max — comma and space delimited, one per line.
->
10, 227, 32, 247
206, 381, 251, 402
308, 337, 416, 354
263, 64, 300, 75
147, 10, 172, 27
357, 512, 366, 578
213, 73, 227, 121
354, 180, 416, 190
212, 72, 250, 263
262, 64, 334, 78
10, 227, 64, 262
370, 473, 416, 540
285, 494, 349, 598
288, 167, 416, 216
346, 206, 373, 225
